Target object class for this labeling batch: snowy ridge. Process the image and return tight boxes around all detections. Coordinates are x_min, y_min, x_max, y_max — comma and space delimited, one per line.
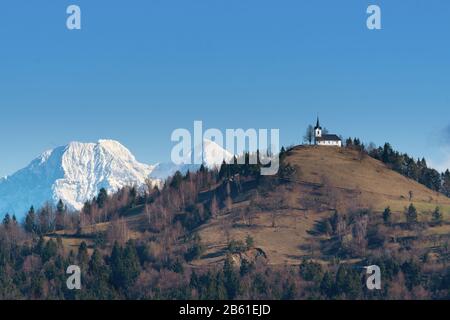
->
0, 140, 156, 218
150, 139, 234, 180
0, 139, 233, 219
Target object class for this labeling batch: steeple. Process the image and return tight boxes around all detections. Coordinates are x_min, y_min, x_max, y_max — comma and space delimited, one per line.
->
315, 116, 321, 130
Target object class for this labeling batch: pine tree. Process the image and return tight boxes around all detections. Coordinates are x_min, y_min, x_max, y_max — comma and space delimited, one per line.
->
110, 242, 124, 289
223, 255, 240, 299
320, 272, 335, 298
122, 242, 141, 287
56, 199, 66, 231
383, 207, 392, 225
346, 138, 353, 147
77, 242, 89, 266
382, 143, 393, 163
405, 204, 418, 226
219, 161, 229, 180
432, 207, 443, 225
24, 206, 36, 234
2, 213, 11, 227
442, 170, 450, 197
245, 234, 254, 249
110, 242, 140, 291
87, 249, 111, 299
41, 239, 58, 263
96, 188, 108, 209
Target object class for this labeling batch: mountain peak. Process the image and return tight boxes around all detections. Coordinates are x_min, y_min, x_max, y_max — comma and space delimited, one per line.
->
0, 140, 157, 218
192, 138, 234, 167
149, 138, 234, 180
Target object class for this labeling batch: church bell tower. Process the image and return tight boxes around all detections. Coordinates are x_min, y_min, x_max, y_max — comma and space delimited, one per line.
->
314, 117, 322, 138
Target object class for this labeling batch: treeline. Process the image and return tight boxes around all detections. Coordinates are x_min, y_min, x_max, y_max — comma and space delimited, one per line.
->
0, 152, 301, 300
3, 142, 450, 300
1, 232, 450, 299
16, 149, 291, 239
345, 138, 450, 197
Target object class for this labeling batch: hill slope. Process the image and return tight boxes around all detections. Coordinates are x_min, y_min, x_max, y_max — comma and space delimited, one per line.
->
48, 146, 450, 266
193, 146, 450, 265
287, 145, 450, 212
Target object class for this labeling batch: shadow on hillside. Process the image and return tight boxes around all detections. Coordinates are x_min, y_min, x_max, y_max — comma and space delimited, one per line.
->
307, 218, 329, 236
202, 248, 227, 260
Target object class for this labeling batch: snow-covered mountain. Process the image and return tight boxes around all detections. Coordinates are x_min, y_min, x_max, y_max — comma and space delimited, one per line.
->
0, 138, 234, 219
0, 140, 156, 219
150, 139, 234, 180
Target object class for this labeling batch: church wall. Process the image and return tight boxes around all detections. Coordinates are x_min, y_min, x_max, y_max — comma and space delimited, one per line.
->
317, 140, 342, 147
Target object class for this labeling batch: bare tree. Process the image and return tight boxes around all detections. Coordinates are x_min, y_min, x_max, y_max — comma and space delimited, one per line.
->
241, 206, 256, 227
221, 216, 232, 244
270, 210, 278, 228
107, 217, 130, 245
303, 125, 315, 145
210, 194, 219, 218
352, 213, 369, 254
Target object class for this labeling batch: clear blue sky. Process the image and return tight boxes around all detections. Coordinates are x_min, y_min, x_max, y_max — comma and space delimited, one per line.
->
1, 0, 450, 177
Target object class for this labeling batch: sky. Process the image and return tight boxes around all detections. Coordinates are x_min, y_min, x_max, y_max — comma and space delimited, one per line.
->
0, 0, 449, 177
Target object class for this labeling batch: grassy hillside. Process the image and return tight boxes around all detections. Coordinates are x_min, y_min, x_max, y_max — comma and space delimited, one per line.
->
48, 145, 450, 269
193, 146, 450, 266
287, 146, 450, 214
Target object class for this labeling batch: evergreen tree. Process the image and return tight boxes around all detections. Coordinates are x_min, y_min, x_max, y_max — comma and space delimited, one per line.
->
405, 204, 418, 226
88, 249, 112, 299
219, 161, 230, 180
41, 239, 58, 263
96, 188, 108, 209
406, 158, 419, 181
282, 280, 296, 300
24, 206, 36, 234
82, 201, 92, 216
432, 207, 443, 225
345, 138, 353, 147
56, 199, 66, 231
110, 242, 140, 292
223, 255, 240, 299
77, 242, 89, 266
441, 170, 450, 197
335, 265, 361, 299
245, 235, 254, 249
383, 207, 392, 225
170, 171, 183, 189
300, 260, 324, 282
2, 213, 11, 227
320, 272, 335, 298
382, 143, 393, 164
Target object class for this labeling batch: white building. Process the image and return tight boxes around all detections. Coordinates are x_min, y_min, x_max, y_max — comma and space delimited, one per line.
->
314, 118, 342, 147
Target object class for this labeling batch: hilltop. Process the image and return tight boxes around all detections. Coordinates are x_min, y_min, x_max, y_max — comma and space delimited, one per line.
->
287, 145, 450, 213
192, 146, 450, 265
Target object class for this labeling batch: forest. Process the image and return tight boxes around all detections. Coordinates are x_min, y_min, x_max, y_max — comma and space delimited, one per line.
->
1, 141, 450, 300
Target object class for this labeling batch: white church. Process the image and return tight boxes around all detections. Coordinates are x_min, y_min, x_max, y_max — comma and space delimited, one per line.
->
314, 117, 342, 147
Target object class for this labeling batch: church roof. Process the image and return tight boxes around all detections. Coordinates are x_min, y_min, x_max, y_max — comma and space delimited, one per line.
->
316, 134, 341, 141
314, 117, 322, 130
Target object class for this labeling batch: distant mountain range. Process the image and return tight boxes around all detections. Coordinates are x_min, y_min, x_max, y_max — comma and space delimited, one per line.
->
0, 139, 232, 219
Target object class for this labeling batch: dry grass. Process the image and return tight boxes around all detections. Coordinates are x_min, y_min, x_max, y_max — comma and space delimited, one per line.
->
194, 146, 450, 266
48, 146, 450, 265
287, 146, 450, 214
